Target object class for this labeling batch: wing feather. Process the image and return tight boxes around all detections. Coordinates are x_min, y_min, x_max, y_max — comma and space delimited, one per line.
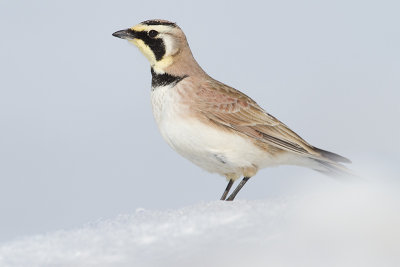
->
192, 80, 319, 157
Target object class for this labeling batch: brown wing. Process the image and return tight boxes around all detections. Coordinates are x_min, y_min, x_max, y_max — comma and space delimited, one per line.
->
191, 79, 320, 157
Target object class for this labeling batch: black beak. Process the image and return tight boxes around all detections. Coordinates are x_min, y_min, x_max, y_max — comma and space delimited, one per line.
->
112, 29, 136, 39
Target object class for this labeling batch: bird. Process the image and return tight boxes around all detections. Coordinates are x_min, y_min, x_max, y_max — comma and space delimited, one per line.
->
112, 19, 352, 201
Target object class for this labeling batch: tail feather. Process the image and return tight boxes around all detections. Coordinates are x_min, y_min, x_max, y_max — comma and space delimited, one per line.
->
310, 147, 355, 178
313, 159, 355, 177
314, 147, 351, 164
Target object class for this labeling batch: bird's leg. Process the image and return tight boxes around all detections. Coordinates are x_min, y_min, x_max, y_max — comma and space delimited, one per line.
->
226, 177, 250, 201
220, 179, 234, 200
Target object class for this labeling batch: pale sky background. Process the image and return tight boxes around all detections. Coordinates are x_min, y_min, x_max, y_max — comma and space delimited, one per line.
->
0, 0, 399, 242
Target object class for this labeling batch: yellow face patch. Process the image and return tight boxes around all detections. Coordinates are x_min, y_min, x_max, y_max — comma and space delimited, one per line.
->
129, 38, 157, 65
127, 24, 175, 72
131, 24, 171, 33
153, 56, 173, 73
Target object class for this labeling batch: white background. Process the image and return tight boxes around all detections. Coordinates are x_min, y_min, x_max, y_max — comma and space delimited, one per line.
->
0, 0, 399, 243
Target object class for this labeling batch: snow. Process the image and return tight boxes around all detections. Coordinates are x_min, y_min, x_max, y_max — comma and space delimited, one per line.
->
0, 180, 399, 267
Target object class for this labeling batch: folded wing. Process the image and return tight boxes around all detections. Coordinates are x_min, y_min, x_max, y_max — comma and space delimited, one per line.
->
192, 79, 350, 164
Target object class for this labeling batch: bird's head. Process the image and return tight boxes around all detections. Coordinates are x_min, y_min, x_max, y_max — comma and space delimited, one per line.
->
112, 19, 188, 73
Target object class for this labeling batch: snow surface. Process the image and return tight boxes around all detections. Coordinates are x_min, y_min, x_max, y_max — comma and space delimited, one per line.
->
0, 180, 399, 267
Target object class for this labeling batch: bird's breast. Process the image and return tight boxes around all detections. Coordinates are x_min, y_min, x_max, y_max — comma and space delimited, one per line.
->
150, 84, 183, 127
150, 84, 270, 176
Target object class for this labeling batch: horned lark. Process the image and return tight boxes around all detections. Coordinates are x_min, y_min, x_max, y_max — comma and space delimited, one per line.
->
112, 19, 351, 201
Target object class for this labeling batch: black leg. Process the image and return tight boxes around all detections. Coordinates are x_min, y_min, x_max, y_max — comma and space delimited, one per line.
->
220, 179, 234, 200
226, 177, 250, 201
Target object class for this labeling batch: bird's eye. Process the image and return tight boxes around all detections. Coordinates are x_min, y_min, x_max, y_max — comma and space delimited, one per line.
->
148, 30, 159, 38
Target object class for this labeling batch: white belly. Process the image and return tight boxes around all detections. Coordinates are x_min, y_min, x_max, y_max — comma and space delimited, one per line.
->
150, 85, 287, 179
